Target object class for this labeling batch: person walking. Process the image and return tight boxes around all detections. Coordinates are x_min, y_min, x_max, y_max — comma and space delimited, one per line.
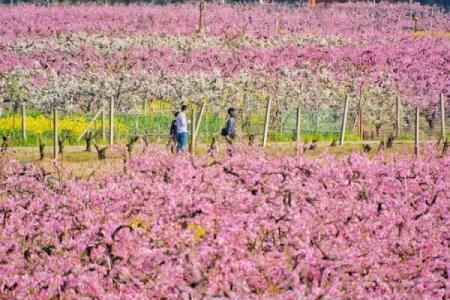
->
176, 105, 189, 153
169, 112, 179, 153
221, 107, 237, 144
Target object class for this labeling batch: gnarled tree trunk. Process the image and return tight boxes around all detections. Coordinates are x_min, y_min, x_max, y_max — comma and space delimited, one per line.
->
1, 135, 9, 152
39, 139, 45, 160
198, 0, 205, 33
85, 131, 97, 152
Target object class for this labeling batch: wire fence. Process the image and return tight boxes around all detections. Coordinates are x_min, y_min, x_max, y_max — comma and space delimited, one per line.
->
0, 97, 449, 152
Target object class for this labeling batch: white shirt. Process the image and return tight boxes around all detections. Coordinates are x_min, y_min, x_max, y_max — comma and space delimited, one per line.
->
176, 111, 188, 134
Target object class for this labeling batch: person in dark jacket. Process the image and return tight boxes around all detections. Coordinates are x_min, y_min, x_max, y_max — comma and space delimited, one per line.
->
169, 112, 179, 153
222, 107, 237, 144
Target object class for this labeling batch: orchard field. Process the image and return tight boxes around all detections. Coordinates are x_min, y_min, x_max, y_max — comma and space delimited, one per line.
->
0, 2, 450, 299
0, 2, 449, 144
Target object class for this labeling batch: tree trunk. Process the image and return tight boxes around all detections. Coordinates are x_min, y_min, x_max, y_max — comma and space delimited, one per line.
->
58, 135, 65, 155
198, 0, 205, 33
85, 131, 94, 152
1, 135, 9, 152
425, 111, 436, 139
375, 124, 381, 137
126, 135, 139, 157
95, 144, 107, 160
39, 139, 45, 160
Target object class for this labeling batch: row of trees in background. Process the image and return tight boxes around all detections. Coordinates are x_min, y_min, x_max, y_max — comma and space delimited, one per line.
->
1, 42, 447, 136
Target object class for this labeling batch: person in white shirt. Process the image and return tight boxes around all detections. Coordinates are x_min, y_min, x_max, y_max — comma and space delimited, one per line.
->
176, 104, 189, 153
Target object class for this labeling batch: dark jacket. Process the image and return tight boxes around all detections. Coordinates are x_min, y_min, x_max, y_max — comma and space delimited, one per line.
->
226, 117, 236, 138
170, 120, 177, 136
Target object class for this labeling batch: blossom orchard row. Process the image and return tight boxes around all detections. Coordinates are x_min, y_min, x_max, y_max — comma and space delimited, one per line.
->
1, 3, 447, 42
0, 146, 448, 298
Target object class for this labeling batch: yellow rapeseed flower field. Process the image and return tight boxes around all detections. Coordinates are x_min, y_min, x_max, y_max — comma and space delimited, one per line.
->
0, 114, 127, 138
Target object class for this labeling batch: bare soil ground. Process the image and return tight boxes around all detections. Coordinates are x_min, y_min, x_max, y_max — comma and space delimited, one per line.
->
1, 140, 443, 180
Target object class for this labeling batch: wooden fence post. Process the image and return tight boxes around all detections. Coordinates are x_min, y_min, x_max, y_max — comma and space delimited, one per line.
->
396, 96, 401, 138
295, 107, 301, 143
190, 108, 197, 153
53, 108, 58, 160
280, 118, 283, 137
101, 109, 106, 140
441, 93, 446, 139
142, 100, 147, 114
339, 95, 349, 145
21, 102, 26, 140
157, 124, 161, 143
194, 102, 206, 141
262, 97, 271, 148
315, 111, 319, 133
109, 98, 114, 146
359, 87, 364, 139
415, 107, 419, 157
134, 115, 139, 135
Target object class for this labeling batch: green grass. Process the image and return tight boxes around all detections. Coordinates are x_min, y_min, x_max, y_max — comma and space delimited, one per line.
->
5, 110, 441, 147
116, 111, 226, 137
2, 132, 112, 148
269, 131, 361, 143
396, 134, 415, 141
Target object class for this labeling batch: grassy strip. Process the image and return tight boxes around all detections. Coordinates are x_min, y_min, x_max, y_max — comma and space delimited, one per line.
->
2, 111, 447, 147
